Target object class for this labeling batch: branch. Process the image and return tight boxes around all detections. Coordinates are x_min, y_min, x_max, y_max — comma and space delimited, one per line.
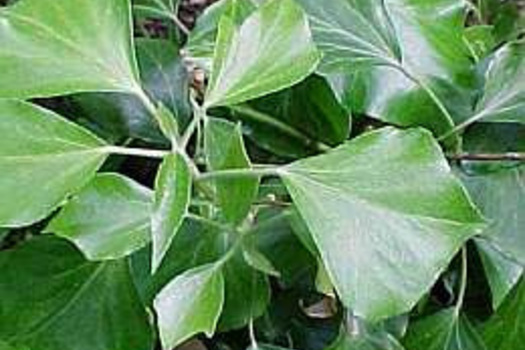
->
447, 152, 525, 162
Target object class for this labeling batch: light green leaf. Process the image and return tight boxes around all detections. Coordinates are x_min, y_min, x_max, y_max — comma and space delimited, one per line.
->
185, 0, 257, 71
459, 165, 525, 265
152, 153, 192, 272
403, 308, 487, 350
205, 117, 259, 224
464, 25, 496, 61
156, 103, 180, 144
475, 239, 523, 310
204, 0, 320, 107
154, 263, 224, 349
482, 278, 525, 350
280, 127, 485, 321
46, 173, 152, 260
466, 41, 525, 126
0, 236, 153, 350
0, 99, 108, 227
0, 0, 140, 98
300, 0, 476, 138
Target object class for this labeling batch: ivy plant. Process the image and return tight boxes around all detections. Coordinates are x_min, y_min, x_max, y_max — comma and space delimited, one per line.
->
0, 0, 523, 350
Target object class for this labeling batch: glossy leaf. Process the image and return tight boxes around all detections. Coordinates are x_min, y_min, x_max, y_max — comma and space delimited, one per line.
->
152, 153, 192, 272
281, 127, 485, 321
231, 74, 350, 158
185, 0, 257, 70
467, 42, 525, 126
403, 308, 487, 350
72, 38, 191, 144
460, 165, 525, 265
0, 99, 108, 227
0, 236, 153, 350
300, 0, 476, 137
205, 117, 258, 224
204, 0, 320, 107
154, 263, 224, 350
327, 325, 405, 350
476, 239, 523, 309
219, 251, 271, 331
46, 173, 152, 260
482, 278, 525, 350
0, 0, 140, 98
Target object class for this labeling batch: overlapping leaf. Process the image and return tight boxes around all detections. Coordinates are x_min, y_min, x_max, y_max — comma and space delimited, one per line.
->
205, 0, 320, 107
0, 100, 108, 227
151, 153, 192, 272
46, 173, 152, 260
0, 237, 153, 350
281, 127, 485, 321
205, 117, 259, 224
403, 308, 487, 350
299, 0, 476, 137
0, 0, 140, 98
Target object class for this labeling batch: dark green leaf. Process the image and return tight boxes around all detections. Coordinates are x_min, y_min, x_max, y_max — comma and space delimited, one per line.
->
281, 127, 485, 321
459, 165, 525, 265
476, 239, 523, 310
205, 0, 320, 107
72, 38, 191, 144
152, 153, 192, 272
403, 308, 487, 350
205, 117, 259, 224
218, 250, 271, 331
154, 263, 224, 349
0, 0, 140, 98
482, 278, 525, 350
0, 100, 108, 227
0, 236, 153, 350
46, 173, 152, 260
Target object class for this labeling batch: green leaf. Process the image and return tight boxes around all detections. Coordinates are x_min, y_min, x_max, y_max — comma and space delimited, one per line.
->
482, 278, 525, 350
300, 0, 476, 137
46, 173, 152, 260
230, 74, 350, 158
0, 0, 140, 98
185, 0, 257, 71
0, 236, 153, 350
0, 99, 108, 227
280, 127, 485, 321
248, 344, 295, 350
219, 251, 271, 331
475, 239, 523, 310
327, 323, 405, 350
459, 165, 525, 265
464, 25, 496, 61
243, 238, 281, 278
152, 153, 192, 272
403, 308, 487, 350
204, 0, 320, 107
205, 117, 259, 224
154, 263, 224, 349
466, 41, 525, 126
72, 38, 191, 144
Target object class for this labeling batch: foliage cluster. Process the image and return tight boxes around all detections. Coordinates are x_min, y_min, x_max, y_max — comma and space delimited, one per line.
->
0, 0, 523, 350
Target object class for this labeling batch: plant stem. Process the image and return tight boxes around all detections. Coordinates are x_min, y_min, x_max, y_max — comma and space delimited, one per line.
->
197, 167, 281, 182
229, 104, 331, 152
455, 247, 468, 315
186, 213, 231, 231
104, 145, 169, 159
447, 152, 525, 162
